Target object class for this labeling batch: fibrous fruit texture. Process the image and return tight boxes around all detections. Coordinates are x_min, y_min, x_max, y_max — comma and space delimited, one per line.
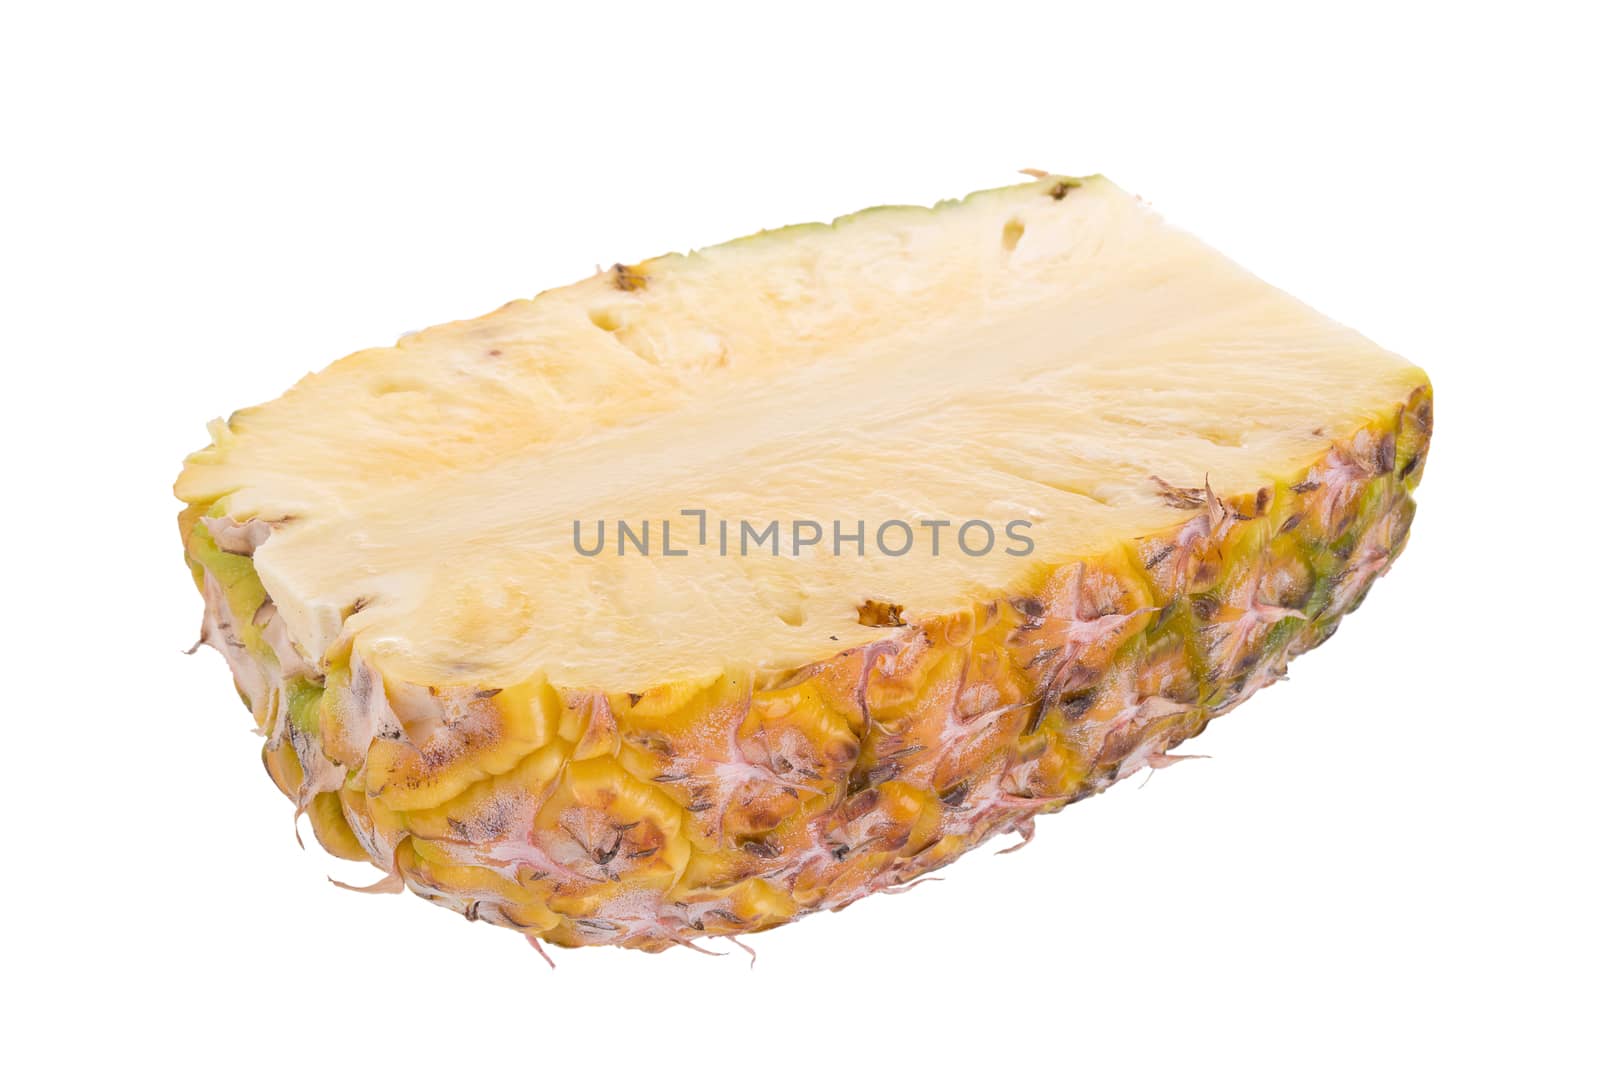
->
177, 174, 1431, 956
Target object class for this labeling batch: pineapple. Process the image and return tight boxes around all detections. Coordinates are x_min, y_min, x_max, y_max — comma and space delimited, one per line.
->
177, 174, 1431, 957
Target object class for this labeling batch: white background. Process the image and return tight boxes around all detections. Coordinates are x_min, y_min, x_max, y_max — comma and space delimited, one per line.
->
4, 2, 1595, 1063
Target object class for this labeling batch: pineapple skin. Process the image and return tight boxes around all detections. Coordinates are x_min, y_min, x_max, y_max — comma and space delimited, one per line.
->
181, 385, 1430, 954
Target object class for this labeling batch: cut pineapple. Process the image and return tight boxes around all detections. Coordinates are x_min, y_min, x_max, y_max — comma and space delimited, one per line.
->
178, 174, 1431, 954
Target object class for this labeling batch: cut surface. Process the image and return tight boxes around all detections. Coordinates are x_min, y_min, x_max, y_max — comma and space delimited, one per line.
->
177, 176, 1423, 692
177, 174, 1431, 953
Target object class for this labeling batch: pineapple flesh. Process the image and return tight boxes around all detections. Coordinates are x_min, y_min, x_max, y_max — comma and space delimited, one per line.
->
177, 175, 1431, 954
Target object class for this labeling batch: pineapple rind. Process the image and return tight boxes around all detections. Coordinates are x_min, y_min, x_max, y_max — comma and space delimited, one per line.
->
182, 386, 1430, 952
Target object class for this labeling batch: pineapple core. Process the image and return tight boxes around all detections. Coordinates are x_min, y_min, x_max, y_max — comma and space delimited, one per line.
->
178, 175, 1429, 952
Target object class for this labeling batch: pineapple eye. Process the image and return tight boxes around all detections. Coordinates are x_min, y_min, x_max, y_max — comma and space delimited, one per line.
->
1002, 217, 1026, 251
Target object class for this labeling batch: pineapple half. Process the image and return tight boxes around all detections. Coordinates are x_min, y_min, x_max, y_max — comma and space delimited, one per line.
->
177, 174, 1431, 956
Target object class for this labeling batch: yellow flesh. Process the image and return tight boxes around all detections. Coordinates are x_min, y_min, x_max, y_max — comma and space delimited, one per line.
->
176, 176, 1424, 692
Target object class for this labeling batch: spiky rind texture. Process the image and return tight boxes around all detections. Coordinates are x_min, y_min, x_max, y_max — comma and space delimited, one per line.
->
181, 385, 1430, 953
